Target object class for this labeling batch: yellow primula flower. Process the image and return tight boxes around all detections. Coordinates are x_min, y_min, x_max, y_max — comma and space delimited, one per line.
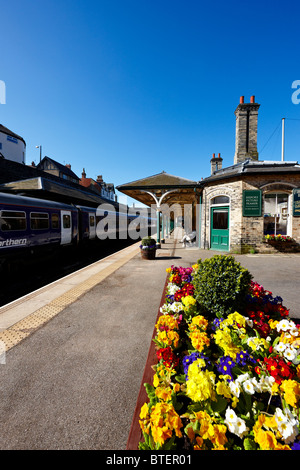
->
155, 315, 178, 331
156, 329, 180, 348
155, 385, 172, 402
189, 330, 210, 352
216, 380, 232, 399
190, 315, 208, 330
149, 403, 183, 447
182, 295, 197, 308
280, 379, 300, 408
214, 327, 240, 360
186, 362, 216, 402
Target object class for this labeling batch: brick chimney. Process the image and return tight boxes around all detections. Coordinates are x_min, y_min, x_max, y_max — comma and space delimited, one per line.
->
210, 153, 223, 174
234, 95, 260, 164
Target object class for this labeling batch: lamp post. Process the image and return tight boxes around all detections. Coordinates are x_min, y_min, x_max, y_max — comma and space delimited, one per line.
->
36, 145, 42, 162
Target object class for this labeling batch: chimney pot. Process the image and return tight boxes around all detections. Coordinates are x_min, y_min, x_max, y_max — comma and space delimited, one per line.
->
240, 96, 244, 104
218, 153, 221, 158
212, 153, 215, 159
250, 95, 255, 103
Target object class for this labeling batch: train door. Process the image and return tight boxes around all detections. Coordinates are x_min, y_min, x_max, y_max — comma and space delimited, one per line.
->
61, 210, 72, 245
89, 213, 96, 239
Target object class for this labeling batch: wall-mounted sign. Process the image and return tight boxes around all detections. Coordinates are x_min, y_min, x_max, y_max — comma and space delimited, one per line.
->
7, 135, 18, 144
293, 189, 300, 216
242, 190, 262, 216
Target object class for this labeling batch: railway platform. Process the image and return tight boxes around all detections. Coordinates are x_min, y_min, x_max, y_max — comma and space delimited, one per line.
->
0, 235, 299, 450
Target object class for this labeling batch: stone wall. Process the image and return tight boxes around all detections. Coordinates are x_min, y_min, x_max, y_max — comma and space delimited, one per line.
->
201, 173, 300, 253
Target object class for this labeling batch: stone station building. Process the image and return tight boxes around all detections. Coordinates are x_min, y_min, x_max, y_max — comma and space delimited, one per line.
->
118, 96, 300, 253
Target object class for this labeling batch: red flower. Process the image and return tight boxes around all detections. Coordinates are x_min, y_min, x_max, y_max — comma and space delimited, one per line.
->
156, 347, 179, 369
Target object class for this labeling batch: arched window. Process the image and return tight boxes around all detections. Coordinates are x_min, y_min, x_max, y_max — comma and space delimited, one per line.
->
211, 195, 229, 205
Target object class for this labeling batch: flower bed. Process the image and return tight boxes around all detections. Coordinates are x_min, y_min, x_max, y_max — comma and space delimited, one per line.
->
138, 257, 300, 450
264, 234, 293, 242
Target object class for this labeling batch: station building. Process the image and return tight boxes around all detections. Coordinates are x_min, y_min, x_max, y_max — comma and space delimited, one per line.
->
117, 96, 300, 253
0, 124, 26, 164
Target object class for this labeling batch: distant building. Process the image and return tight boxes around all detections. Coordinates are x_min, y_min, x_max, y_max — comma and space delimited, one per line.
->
0, 124, 26, 164
37, 156, 80, 184
80, 169, 116, 201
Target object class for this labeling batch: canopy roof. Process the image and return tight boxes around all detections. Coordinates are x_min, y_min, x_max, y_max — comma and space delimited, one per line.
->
116, 171, 201, 208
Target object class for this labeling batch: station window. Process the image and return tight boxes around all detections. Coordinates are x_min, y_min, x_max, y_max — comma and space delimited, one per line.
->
264, 193, 289, 236
0, 210, 26, 231
211, 196, 230, 205
30, 212, 49, 230
51, 213, 59, 229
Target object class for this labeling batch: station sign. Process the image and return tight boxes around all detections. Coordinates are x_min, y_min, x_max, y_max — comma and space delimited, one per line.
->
293, 189, 300, 216
242, 190, 262, 217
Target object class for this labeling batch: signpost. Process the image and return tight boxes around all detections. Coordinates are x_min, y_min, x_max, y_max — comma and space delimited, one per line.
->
242, 190, 262, 217
293, 189, 300, 217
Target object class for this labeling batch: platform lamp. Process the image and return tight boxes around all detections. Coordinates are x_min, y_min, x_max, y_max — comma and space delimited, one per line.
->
36, 145, 42, 162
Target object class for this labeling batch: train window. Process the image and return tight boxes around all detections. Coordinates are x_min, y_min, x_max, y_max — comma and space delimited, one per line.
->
0, 211, 26, 231
30, 212, 49, 230
89, 215, 95, 227
63, 214, 71, 229
51, 213, 59, 229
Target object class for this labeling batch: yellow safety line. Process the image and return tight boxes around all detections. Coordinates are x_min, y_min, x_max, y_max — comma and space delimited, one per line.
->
0, 246, 140, 352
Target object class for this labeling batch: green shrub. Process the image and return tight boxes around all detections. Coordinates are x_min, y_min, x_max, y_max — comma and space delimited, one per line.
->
141, 236, 156, 247
193, 255, 252, 319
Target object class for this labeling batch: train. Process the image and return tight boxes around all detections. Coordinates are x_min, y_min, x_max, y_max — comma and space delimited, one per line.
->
0, 192, 156, 270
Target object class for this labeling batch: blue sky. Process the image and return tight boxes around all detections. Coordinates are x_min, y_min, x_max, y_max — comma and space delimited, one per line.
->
1, 0, 300, 204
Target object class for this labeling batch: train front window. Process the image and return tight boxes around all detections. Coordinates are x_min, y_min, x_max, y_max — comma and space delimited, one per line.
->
30, 212, 49, 230
0, 211, 26, 231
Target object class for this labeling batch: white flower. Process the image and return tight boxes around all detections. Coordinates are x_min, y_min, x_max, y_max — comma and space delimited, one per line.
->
169, 302, 183, 313
225, 407, 237, 423
235, 417, 249, 438
235, 372, 250, 384
167, 283, 180, 295
275, 342, 286, 353
224, 407, 248, 438
275, 408, 299, 444
160, 304, 171, 314
276, 319, 292, 332
259, 375, 275, 393
229, 380, 241, 398
243, 379, 255, 395
284, 347, 297, 361
245, 317, 253, 328
289, 325, 299, 337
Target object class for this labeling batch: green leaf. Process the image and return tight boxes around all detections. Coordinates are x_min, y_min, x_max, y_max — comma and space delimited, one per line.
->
244, 438, 257, 450
175, 374, 186, 383
211, 395, 228, 413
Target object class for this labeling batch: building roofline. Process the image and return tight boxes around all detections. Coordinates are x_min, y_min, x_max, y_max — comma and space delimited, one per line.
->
0, 124, 26, 146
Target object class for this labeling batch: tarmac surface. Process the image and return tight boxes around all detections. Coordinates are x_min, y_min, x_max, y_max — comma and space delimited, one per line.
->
0, 236, 299, 450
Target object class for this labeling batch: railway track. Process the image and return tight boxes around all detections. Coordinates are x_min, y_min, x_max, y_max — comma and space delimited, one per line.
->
0, 239, 136, 307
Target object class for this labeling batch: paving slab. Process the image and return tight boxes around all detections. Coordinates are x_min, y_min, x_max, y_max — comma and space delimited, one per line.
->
0, 237, 298, 450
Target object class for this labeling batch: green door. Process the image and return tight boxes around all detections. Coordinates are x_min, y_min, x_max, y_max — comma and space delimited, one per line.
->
211, 207, 229, 251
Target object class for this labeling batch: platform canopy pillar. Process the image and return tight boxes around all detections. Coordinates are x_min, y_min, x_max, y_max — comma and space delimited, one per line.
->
116, 171, 202, 247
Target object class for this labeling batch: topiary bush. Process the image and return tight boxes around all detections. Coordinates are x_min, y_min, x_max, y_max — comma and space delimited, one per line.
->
193, 255, 252, 319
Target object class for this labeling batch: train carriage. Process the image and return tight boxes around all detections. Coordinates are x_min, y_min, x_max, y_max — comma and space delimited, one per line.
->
0, 193, 78, 263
